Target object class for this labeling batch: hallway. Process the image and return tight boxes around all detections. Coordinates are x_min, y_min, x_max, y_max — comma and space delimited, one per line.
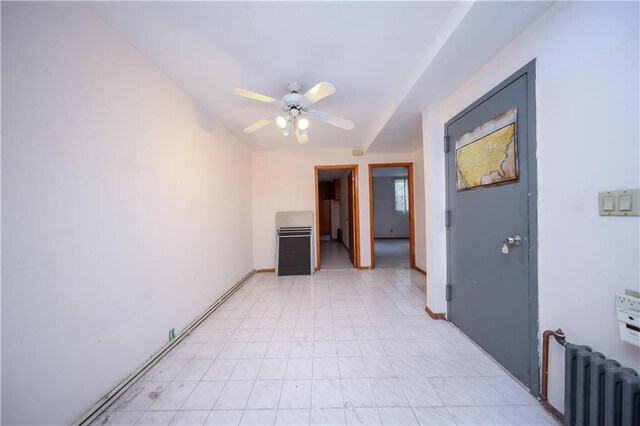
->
93, 269, 556, 425
320, 240, 354, 270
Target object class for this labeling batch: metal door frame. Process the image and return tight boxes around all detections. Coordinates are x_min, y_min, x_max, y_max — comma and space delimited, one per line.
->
444, 60, 539, 395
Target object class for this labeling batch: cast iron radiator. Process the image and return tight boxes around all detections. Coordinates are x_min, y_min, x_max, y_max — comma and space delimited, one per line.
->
564, 343, 639, 426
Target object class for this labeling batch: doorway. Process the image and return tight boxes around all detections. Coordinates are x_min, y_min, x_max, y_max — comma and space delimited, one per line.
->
445, 61, 538, 393
368, 163, 415, 269
315, 165, 360, 270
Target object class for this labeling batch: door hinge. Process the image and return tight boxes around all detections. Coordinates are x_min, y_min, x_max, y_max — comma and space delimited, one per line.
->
446, 284, 452, 302
444, 135, 450, 153
445, 210, 451, 227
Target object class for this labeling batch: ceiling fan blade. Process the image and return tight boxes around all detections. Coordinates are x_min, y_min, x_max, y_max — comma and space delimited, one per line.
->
243, 116, 276, 133
303, 82, 336, 105
231, 88, 284, 106
308, 110, 355, 130
296, 132, 309, 144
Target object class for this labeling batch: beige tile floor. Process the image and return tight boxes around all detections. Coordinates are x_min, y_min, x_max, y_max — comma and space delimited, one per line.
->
93, 269, 557, 426
320, 241, 354, 270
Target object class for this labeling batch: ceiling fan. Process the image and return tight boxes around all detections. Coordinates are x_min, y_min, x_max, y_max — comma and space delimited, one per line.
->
231, 81, 354, 144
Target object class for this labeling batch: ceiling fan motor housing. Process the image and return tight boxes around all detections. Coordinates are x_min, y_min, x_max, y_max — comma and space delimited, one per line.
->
287, 81, 302, 93
282, 92, 306, 109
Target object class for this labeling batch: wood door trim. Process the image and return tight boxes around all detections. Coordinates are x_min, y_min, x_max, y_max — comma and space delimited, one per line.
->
347, 171, 355, 265
425, 306, 446, 320
314, 165, 360, 270
413, 265, 427, 276
368, 162, 416, 270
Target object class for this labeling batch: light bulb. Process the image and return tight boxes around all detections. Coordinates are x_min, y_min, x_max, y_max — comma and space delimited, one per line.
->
297, 117, 309, 130
282, 121, 292, 136
276, 116, 287, 129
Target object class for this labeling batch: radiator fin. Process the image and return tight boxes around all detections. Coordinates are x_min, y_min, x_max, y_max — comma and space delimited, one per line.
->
590, 358, 621, 426
621, 376, 640, 426
564, 343, 639, 426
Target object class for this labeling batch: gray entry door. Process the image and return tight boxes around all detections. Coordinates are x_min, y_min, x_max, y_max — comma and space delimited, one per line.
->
445, 62, 538, 392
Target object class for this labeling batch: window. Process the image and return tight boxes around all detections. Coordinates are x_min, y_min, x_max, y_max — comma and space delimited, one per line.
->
395, 178, 409, 212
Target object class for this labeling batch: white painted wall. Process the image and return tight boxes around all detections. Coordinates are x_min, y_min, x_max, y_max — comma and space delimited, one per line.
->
1, 3, 253, 424
252, 150, 417, 269
373, 177, 410, 238
413, 149, 427, 271
423, 1, 640, 411
422, 106, 448, 314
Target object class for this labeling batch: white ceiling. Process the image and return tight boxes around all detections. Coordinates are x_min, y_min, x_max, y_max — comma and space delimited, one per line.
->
367, 1, 554, 153
91, 1, 553, 153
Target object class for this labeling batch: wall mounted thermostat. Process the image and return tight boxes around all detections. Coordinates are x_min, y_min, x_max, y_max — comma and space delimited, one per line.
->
616, 290, 640, 347
599, 189, 640, 216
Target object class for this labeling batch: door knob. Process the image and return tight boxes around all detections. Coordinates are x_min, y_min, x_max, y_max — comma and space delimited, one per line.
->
502, 233, 522, 254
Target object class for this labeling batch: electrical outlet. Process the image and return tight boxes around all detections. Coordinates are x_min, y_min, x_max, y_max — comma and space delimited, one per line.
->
169, 328, 176, 341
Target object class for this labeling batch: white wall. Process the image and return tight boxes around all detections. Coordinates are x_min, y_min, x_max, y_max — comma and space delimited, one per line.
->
373, 177, 410, 238
423, 0, 640, 411
422, 106, 448, 314
1, 3, 253, 424
252, 150, 417, 269
413, 149, 426, 271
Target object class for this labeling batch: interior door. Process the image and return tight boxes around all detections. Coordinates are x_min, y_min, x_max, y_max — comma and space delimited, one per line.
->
347, 171, 355, 265
445, 63, 538, 392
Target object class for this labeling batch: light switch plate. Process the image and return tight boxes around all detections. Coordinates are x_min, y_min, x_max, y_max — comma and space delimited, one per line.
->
599, 189, 640, 216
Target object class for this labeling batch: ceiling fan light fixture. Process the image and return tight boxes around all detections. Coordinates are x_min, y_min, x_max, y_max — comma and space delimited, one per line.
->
297, 117, 309, 131
296, 128, 309, 144
282, 120, 292, 136
276, 116, 287, 129
232, 80, 353, 144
